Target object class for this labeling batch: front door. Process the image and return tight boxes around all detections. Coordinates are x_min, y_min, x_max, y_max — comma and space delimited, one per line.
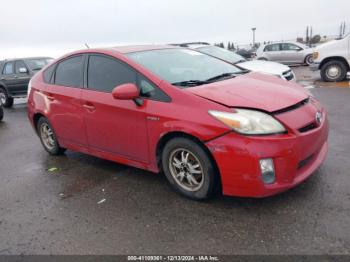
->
81, 54, 149, 162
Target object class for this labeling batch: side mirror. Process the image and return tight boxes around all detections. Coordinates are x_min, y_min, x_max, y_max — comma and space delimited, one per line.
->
19, 67, 28, 74
112, 83, 139, 100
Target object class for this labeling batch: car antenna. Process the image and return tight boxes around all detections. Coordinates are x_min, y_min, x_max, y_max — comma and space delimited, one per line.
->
85, 43, 90, 49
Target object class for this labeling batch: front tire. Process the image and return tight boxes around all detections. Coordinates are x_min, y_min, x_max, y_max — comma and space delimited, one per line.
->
305, 54, 313, 65
37, 117, 66, 155
0, 88, 14, 108
321, 60, 347, 82
161, 137, 219, 200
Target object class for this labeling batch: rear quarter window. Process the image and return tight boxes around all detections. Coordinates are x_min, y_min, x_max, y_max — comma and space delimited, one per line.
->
43, 64, 56, 84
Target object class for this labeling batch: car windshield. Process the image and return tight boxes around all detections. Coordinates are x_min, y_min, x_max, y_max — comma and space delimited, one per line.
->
196, 46, 246, 64
126, 48, 243, 87
25, 58, 53, 71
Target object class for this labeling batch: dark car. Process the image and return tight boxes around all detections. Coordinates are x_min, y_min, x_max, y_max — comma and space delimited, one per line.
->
0, 57, 53, 107
236, 48, 256, 59
0, 103, 3, 121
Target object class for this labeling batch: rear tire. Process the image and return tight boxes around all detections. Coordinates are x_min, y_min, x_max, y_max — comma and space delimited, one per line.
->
321, 60, 347, 82
0, 88, 14, 108
258, 57, 268, 61
37, 117, 66, 155
161, 137, 219, 200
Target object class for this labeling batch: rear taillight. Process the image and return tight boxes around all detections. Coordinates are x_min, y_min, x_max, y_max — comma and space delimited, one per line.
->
27, 80, 32, 97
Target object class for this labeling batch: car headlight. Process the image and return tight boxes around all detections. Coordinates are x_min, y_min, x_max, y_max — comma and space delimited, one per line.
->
313, 51, 319, 60
209, 109, 286, 135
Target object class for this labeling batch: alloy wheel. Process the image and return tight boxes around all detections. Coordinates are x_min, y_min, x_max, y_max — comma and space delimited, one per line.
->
0, 92, 6, 105
168, 148, 204, 192
40, 123, 56, 151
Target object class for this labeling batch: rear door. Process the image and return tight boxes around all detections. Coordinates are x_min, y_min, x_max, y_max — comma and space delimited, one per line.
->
280, 43, 304, 63
14, 60, 31, 95
45, 55, 88, 147
81, 54, 149, 162
264, 44, 282, 61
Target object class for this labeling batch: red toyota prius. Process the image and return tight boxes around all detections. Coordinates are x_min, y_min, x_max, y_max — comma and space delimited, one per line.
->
27, 45, 328, 200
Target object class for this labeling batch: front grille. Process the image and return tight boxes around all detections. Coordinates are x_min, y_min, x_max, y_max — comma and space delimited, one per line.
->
298, 154, 314, 169
298, 122, 317, 133
273, 98, 309, 115
282, 70, 294, 81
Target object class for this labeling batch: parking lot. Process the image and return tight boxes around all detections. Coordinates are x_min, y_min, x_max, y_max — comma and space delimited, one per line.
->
0, 66, 349, 255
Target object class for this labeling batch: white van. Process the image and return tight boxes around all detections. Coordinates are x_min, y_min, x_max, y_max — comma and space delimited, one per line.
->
311, 34, 350, 82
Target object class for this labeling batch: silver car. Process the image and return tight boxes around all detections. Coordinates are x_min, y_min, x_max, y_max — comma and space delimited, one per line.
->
256, 42, 314, 65
179, 43, 295, 81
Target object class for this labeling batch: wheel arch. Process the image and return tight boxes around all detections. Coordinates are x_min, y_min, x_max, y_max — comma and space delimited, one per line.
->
304, 53, 313, 63
33, 112, 46, 132
320, 56, 350, 70
155, 131, 221, 186
0, 83, 9, 93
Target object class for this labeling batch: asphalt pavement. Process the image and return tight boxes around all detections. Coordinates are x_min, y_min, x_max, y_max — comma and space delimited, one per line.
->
0, 67, 349, 255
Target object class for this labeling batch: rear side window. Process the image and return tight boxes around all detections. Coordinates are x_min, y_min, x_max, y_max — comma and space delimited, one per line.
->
3, 62, 14, 75
264, 44, 280, 52
55, 56, 83, 87
87, 55, 136, 93
43, 64, 56, 83
15, 61, 28, 74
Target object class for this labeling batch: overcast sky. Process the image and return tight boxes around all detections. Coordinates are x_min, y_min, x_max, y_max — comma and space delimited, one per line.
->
0, 0, 349, 59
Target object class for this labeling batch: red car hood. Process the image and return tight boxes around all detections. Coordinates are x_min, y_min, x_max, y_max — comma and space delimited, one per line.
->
187, 72, 308, 112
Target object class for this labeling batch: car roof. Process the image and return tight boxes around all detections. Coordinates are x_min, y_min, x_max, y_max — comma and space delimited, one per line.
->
265, 41, 300, 45
109, 45, 178, 54
170, 42, 210, 49
0, 57, 53, 62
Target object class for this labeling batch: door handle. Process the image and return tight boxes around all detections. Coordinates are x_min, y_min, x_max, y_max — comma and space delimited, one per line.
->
83, 103, 96, 111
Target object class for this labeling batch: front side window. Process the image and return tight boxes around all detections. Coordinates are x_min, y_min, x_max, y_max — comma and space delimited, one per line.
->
15, 61, 28, 74
138, 75, 170, 102
127, 48, 242, 86
3, 62, 14, 75
87, 55, 136, 93
282, 43, 302, 51
55, 56, 83, 87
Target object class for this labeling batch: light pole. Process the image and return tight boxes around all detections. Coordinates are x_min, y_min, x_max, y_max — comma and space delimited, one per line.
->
251, 27, 256, 47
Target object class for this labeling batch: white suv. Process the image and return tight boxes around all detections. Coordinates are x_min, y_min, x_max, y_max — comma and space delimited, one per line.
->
311, 34, 350, 82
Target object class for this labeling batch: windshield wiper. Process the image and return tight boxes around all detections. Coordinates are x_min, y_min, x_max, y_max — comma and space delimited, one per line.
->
205, 72, 238, 82
233, 59, 246, 64
172, 80, 209, 87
